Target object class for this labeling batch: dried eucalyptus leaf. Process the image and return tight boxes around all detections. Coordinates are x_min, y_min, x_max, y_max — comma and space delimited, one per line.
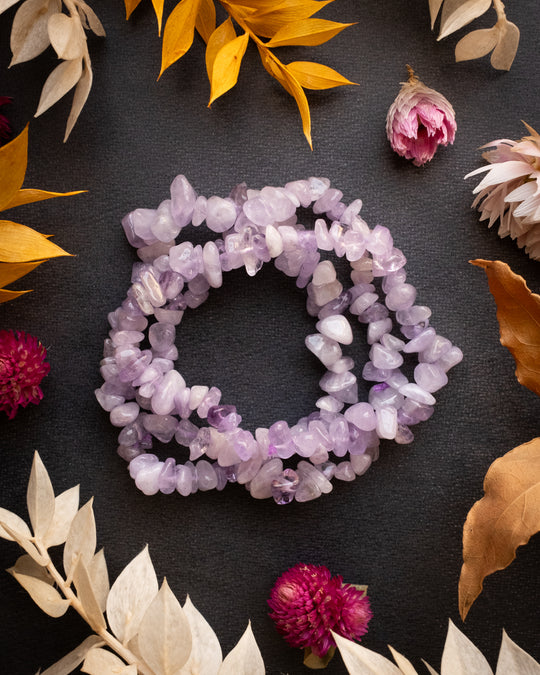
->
73, 557, 106, 631
106, 546, 158, 644
10, 553, 54, 585
332, 631, 402, 674
0, 520, 48, 564
40, 636, 104, 675
64, 60, 92, 141
87, 548, 109, 612
27, 451, 55, 540
35, 57, 83, 118
10, 569, 71, 617
438, 0, 492, 41
490, 20, 520, 70
496, 630, 540, 674
81, 647, 128, 675
180, 596, 222, 675
43, 485, 80, 548
48, 13, 86, 60
455, 26, 499, 62
441, 620, 493, 675
76, 0, 106, 36
138, 578, 192, 675
10, 0, 61, 65
218, 622, 264, 675
0, 507, 32, 541
63, 499, 96, 579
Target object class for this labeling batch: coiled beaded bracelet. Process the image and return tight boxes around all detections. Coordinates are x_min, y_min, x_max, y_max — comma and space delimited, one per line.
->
96, 176, 462, 504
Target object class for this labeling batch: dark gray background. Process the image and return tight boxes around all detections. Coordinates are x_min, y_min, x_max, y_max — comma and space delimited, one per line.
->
1, 1, 540, 673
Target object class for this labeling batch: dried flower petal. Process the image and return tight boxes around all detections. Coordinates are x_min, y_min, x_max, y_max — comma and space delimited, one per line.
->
386, 66, 456, 166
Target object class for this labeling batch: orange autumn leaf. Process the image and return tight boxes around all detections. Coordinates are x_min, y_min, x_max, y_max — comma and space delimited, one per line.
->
459, 438, 540, 620
160, 0, 202, 77
125, 0, 144, 20
0, 122, 28, 212
470, 259, 540, 397
151, 0, 164, 34
243, 0, 334, 38
208, 32, 249, 105
195, 0, 216, 43
0, 261, 44, 288
265, 18, 354, 48
0, 221, 73, 263
0, 288, 31, 303
286, 61, 357, 90
205, 17, 237, 81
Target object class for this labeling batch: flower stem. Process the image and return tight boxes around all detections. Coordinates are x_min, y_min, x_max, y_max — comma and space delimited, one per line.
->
493, 0, 507, 21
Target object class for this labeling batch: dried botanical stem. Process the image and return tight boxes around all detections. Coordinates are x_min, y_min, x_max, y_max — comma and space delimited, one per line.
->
33, 538, 154, 675
493, 0, 507, 22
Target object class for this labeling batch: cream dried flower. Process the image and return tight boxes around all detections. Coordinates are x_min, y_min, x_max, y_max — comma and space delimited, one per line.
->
466, 122, 540, 261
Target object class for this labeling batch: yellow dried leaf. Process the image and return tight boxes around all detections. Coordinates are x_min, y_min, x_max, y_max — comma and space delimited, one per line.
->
0, 221, 72, 263
286, 61, 356, 89
160, 0, 201, 77
195, 0, 216, 43
244, 0, 334, 39
209, 32, 249, 105
438, 0, 492, 41
0, 287, 31, 303
3, 187, 86, 210
125, 0, 143, 20
265, 18, 354, 48
470, 259, 540, 396
490, 20, 520, 71
455, 26, 499, 62
459, 438, 540, 620
151, 0, 164, 34
206, 17, 237, 82
0, 123, 28, 212
0, 261, 43, 289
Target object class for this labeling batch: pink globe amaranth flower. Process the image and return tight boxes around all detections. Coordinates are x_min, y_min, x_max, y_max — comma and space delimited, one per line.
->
0, 330, 50, 419
0, 96, 12, 142
268, 563, 372, 658
386, 67, 456, 167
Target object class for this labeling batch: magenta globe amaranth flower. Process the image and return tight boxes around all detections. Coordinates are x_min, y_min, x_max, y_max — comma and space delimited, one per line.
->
268, 563, 372, 658
0, 330, 50, 419
386, 66, 456, 166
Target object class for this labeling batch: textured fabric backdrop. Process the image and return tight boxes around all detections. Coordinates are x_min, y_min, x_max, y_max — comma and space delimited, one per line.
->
1, 1, 540, 673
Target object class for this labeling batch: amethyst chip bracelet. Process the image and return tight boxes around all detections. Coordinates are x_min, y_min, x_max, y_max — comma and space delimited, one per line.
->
96, 176, 462, 504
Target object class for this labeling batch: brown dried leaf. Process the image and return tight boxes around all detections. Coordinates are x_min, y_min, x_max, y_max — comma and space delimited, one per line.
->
48, 13, 86, 60
455, 27, 499, 62
87, 548, 109, 612
63, 499, 96, 579
180, 596, 222, 675
106, 546, 159, 644
0, 261, 44, 289
209, 32, 249, 105
470, 260, 540, 397
285, 61, 356, 90
195, 0, 216, 43
303, 646, 335, 669
43, 485, 80, 548
73, 557, 106, 631
441, 620, 493, 673
10, 553, 54, 585
160, 0, 201, 77
0, 221, 72, 262
27, 451, 55, 540
3, 187, 86, 209
459, 437, 540, 620
429, 0, 444, 28
40, 636, 104, 675
265, 18, 354, 47
490, 20, 520, 71
0, 123, 28, 212
218, 622, 264, 675
10, 0, 61, 65
438, 0, 492, 40
206, 18, 237, 82
9, 568, 71, 617
138, 578, 192, 675
81, 647, 128, 675
0, 508, 32, 541
332, 631, 402, 674
35, 58, 83, 118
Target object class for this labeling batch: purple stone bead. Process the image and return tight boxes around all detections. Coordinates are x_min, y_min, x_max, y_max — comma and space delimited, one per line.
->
158, 458, 178, 494
271, 469, 299, 505
207, 404, 239, 430
268, 421, 296, 459
175, 419, 199, 446
129, 453, 158, 479
170, 175, 196, 228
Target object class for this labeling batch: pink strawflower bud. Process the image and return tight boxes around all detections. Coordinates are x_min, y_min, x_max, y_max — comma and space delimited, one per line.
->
0, 330, 50, 419
386, 66, 456, 166
268, 563, 372, 658
0, 96, 12, 142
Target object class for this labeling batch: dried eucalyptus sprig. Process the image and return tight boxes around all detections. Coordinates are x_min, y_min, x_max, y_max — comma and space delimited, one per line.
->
429, 0, 520, 71
1, 0, 106, 141
0, 452, 265, 674
126, 0, 357, 148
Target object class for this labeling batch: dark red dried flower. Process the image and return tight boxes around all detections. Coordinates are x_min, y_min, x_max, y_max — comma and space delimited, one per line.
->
0, 97, 12, 142
0, 330, 50, 419
268, 563, 372, 658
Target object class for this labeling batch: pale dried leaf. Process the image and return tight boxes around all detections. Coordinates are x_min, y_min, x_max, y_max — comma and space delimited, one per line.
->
81, 647, 128, 675
35, 58, 83, 118
441, 621, 493, 675
0, 507, 32, 541
388, 646, 419, 674
138, 578, 192, 675
87, 548, 109, 612
496, 630, 540, 674
73, 558, 106, 631
455, 27, 499, 62
40, 636, 104, 675
422, 661, 439, 675
43, 485, 80, 548
0, 0, 21, 14
180, 596, 222, 675
63, 499, 96, 579
490, 20, 520, 71
48, 13, 86, 60
64, 59, 93, 141
77, 0, 106, 36
27, 451, 55, 540
10, 0, 61, 65
118, 668, 137, 674
106, 546, 159, 644
429, 0, 444, 28
439, 0, 492, 40
218, 622, 264, 675
332, 631, 402, 674
10, 569, 71, 617
0, 520, 48, 564
10, 553, 54, 585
